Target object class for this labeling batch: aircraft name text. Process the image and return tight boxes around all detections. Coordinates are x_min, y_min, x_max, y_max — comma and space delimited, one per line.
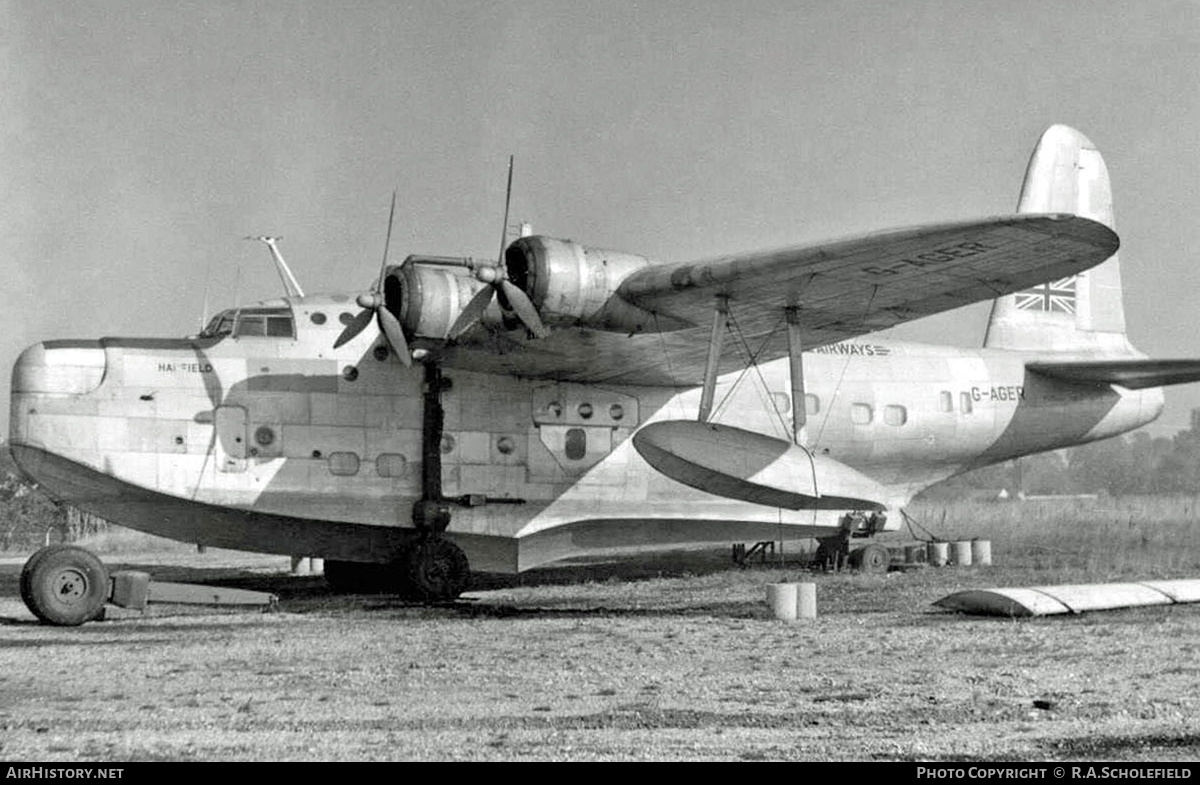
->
157, 362, 213, 374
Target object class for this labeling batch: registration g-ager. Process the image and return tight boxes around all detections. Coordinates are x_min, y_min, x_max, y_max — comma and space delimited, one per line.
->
13, 126, 1200, 624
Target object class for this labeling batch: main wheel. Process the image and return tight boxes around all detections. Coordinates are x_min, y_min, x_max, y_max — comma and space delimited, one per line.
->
20, 545, 109, 626
404, 536, 469, 601
848, 543, 890, 574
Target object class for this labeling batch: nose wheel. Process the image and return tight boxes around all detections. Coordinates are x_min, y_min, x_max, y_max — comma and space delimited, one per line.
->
20, 545, 110, 626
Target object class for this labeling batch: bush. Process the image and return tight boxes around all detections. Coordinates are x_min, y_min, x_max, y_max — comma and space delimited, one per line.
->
0, 446, 108, 552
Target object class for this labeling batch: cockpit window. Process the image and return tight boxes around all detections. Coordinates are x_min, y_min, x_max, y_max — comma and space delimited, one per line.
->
200, 308, 295, 339
237, 316, 267, 337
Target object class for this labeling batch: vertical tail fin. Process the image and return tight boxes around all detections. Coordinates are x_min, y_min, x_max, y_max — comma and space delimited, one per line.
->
984, 125, 1132, 354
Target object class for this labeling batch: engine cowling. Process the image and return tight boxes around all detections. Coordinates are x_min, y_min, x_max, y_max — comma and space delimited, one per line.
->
505, 236, 687, 333
382, 261, 497, 340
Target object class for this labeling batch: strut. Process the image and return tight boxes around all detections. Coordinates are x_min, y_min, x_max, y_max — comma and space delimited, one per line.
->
696, 296, 808, 446
697, 296, 728, 423
413, 361, 451, 531
786, 306, 807, 445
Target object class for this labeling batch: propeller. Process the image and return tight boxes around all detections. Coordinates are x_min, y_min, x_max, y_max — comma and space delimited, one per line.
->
446, 156, 549, 342
339, 191, 413, 366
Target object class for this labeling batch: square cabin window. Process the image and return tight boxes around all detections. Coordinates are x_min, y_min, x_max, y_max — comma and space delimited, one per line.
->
376, 453, 408, 478
851, 403, 873, 425
805, 394, 820, 416
266, 315, 295, 338
328, 451, 361, 476
940, 391, 953, 412
234, 315, 266, 337
960, 392, 973, 415
884, 404, 907, 426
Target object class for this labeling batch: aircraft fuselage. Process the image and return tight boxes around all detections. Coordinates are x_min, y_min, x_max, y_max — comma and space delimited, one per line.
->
9, 296, 1161, 572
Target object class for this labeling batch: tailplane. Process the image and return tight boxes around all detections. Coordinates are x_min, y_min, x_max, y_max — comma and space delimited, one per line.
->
984, 125, 1133, 355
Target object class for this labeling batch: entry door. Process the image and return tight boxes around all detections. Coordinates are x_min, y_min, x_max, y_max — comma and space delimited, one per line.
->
215, 405, 247, 473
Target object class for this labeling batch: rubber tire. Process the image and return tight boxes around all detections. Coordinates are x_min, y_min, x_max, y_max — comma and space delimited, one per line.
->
18, 545, 57, 612
849, 543, 890, 574
404, 537, 469, 601
21, 545, 109, 626
323, 560, 399, 594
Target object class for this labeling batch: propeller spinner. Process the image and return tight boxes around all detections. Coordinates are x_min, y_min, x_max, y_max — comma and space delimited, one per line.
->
446, 156, 549, 342
339, 191, 413, 366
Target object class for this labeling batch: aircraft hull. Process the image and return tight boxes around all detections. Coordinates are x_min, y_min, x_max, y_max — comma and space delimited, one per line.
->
11, 443, 848, 573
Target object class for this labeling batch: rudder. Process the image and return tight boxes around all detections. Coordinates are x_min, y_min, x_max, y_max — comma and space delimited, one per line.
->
984, 125, 1131, 354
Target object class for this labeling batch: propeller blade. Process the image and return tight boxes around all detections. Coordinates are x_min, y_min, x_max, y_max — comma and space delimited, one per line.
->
376, 190, 397, 295
377, 305, 413, 367
498, 155, 514, 266
333, 308, 375, 349
446, 285, 496, 342
500, 279, 550, 339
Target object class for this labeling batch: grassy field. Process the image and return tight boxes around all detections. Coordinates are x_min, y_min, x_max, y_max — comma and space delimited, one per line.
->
2, 497, 1200, 761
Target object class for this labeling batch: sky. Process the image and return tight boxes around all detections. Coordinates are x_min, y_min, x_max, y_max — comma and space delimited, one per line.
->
3, 1, 1199, 436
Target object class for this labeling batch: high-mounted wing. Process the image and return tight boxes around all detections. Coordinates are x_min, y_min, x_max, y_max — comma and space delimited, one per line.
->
436, 213, 1118, 385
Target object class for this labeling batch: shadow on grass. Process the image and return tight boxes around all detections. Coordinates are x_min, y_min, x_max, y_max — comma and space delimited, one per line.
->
1044, 732, 1200, 756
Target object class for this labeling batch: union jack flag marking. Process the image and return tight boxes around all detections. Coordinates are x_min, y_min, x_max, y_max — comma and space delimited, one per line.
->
1015, 276, 1077, 314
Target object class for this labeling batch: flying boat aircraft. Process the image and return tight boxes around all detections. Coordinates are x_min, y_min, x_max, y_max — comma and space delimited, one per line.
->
13, 125, 1200, 625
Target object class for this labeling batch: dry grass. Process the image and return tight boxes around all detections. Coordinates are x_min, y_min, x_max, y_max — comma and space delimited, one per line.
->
906, 496, 1200, 581
2, 497, 1200, 761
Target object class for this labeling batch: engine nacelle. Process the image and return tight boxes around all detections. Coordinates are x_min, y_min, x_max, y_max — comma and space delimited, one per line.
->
383, 261, 497, 340
505, 236, 687, 333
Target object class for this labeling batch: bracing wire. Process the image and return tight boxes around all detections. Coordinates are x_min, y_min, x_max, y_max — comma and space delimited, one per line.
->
710, 309, 784, 422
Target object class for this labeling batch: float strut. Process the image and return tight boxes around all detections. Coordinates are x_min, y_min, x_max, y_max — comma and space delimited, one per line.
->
697, 296, 729, 423
786, 306, 807, 444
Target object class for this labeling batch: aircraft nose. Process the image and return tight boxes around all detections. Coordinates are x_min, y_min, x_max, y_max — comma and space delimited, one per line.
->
12, 341, 107, 395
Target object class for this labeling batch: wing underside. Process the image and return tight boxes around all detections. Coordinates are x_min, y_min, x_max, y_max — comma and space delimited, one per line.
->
438, 213, 1118, 385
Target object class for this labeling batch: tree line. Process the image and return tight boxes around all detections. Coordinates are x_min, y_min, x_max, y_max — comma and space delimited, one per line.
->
921, 425, 1200, 499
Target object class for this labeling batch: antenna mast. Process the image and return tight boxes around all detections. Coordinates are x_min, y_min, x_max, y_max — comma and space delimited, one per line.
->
246, 236, 306, 298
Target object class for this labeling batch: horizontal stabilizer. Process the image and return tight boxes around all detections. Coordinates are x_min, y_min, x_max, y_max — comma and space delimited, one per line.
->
1027, 359, 1200, 390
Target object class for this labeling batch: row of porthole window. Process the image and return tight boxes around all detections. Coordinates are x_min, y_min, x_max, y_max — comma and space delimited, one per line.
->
545, 401, 624, 421
310, 312, 393, 364
942, 391, 974, 415
772, 393, 908, 426
320, 438, 529, 477
324, 451, 407, 477
773, 391, 985, 425
322, 432, 589, 475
